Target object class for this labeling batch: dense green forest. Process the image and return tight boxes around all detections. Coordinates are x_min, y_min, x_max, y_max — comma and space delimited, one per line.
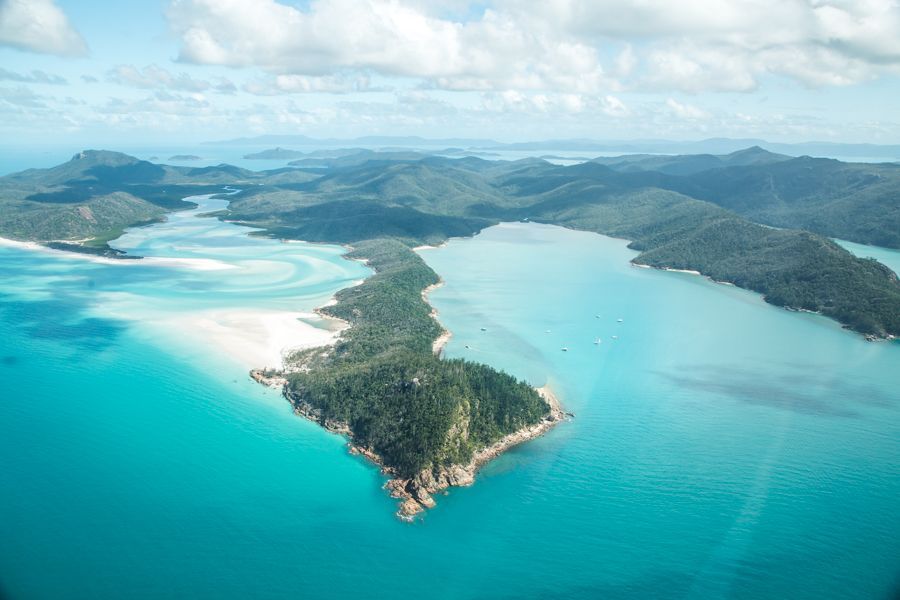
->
284, 240, 548, 476
0, 150, 317, 243
224, 151, 900, 338
3, 148, 895, 338
3, 147, 899, 487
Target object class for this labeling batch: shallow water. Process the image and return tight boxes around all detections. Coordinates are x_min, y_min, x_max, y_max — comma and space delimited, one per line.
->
421, 223, 900, 599
837, 238, 900, 275
1, 207, 898, 599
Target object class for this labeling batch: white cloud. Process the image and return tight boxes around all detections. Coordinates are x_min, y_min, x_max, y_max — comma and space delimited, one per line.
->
0, 67, 67, 85
166, 0, 609, 92
599, 95, 629, 118
165, 0, 900, 94
481, 90, 628, 117
522, 0, 900, 90
665, 98, 711, 120
0, 0, 87, 56
107, 64, 236, 94
0, 85, 46, 108
243, 74, 375, 95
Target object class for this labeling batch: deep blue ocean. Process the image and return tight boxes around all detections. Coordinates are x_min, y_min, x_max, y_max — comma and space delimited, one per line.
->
1, 160, 899, 598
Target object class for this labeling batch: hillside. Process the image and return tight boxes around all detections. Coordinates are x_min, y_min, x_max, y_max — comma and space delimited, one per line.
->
591, 146, 791, 175
0, 150, 318, 244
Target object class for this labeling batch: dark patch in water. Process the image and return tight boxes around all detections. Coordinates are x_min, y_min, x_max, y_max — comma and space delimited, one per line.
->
1, 355, 18, 365
656, 363, 897, 418
0, 293, 125, 352
482, 570, 694, 600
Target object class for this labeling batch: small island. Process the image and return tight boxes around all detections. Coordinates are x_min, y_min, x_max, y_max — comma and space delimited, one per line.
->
169, 154, 202, 161
243, 147, 308, 160
250, 238, 567, 518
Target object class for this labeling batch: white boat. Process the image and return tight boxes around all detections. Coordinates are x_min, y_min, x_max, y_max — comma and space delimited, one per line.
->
594, 338, 602, 344
612, 335, 618, 340
561, 347, 569, 352
480, 327, 487, 331
617, 318, 624, 323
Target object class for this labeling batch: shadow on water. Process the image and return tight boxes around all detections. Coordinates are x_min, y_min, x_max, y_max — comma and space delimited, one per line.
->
480, 570, 694, 600
0, 293, 126, 353
655, 363, 898, 418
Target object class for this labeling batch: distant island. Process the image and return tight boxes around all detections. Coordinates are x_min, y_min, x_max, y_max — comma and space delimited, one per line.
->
168, 154, 202, 161
1, 147, 898, 516
243, 147, 308, 160
205, 133, 900, 161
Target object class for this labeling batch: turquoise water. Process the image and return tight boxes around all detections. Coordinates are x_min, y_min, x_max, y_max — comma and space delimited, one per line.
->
2, 209, 899, 599
838, 238, 900, 275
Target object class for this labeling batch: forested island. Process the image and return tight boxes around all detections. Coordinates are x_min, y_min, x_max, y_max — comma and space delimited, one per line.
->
2, 147, 898, 516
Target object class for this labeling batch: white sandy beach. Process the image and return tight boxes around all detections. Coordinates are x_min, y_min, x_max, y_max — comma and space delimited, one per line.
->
164, 308, 345, 371
0, 236, 235, 271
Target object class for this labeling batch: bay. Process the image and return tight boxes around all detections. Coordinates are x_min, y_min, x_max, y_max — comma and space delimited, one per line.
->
1, 207, 898, 598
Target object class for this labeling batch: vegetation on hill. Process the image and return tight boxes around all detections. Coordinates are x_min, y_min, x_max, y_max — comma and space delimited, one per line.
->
226, 152, 900, 337
4, 147, 899, 513
0, 150, 317, 242
285, 239, 548, 477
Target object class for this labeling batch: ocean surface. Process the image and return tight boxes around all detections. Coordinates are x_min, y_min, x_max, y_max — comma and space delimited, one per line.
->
1, 202, 899, 598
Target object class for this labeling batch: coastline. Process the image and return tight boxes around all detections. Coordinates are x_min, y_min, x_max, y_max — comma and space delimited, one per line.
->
421, 279, 452, 356
263, 375, 567, 521
244, 234, 577, 520
171, 307, 348, 372
0, 235, 234, 271
247, 253, 568, 520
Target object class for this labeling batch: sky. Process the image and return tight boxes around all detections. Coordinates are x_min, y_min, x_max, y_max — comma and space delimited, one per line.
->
1, 0, 900, 145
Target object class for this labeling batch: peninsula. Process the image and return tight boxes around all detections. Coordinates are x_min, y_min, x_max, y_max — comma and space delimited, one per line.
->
2, 147, 898, 517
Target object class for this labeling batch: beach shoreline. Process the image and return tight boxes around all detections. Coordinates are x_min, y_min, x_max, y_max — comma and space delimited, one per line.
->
0, 235, 235, 271
421, 279, 452, 356
267, 377, 567, 521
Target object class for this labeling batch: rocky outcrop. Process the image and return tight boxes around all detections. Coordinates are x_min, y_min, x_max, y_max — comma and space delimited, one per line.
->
250, 369, 288, 387
252, 372, 569, 522
386, 386, 568, 520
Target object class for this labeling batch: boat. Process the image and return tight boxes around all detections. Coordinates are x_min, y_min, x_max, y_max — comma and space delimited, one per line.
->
480, 327, 487, 331
594, 338, 602, 344
561, 347, 568, 352
612, 335, 618, 340
617, 318, 624, 323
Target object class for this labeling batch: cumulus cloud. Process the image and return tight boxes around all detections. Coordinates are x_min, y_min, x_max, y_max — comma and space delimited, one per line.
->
243, 74, 375, 95
665, 98, 711, 121
0, 85, 47, 108
0, 0, 87, 56
524, 0, 900, 90
0, 67, 67, 85
106, 64, 236, 94
166, 0, 609, 92
165, 0, 900, 94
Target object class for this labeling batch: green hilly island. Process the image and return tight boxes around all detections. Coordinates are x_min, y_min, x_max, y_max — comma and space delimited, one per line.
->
2, 148, 899, 517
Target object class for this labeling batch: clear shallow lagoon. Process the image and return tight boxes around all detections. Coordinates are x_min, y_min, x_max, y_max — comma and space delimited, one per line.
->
2, 209, 899, 599
420, 223, 900, 599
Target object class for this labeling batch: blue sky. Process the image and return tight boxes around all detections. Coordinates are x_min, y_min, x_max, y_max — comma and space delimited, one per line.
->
1, 0, 899, 145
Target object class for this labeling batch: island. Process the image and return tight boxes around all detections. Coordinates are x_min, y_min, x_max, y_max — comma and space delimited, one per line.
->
243, 147, 309, 160
168, 154, 202, 161
1, 147, 898, 517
